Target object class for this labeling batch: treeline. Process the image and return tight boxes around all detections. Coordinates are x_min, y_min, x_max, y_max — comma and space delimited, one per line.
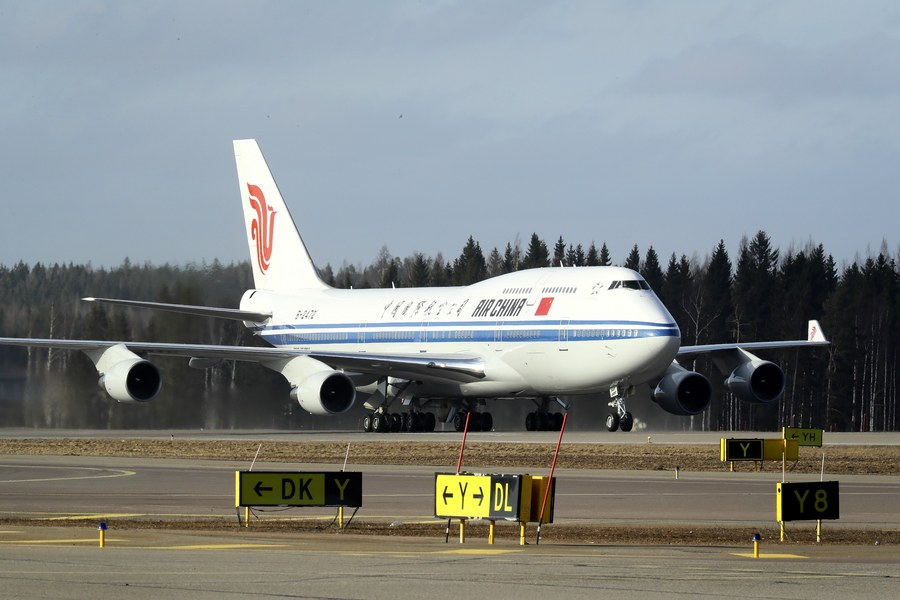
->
0, 231, 897, 432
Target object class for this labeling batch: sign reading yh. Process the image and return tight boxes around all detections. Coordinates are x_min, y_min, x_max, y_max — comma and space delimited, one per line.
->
235, 471, 362, 508
782, 427, 824, 447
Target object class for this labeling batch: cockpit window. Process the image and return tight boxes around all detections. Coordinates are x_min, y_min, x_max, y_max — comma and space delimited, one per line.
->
608, 279, 651, 291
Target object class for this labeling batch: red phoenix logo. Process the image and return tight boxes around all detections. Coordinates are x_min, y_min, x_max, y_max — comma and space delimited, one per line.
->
247, 184, 276, 273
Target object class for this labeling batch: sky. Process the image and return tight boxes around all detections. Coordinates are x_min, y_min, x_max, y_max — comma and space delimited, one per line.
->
2, 0, 898, 274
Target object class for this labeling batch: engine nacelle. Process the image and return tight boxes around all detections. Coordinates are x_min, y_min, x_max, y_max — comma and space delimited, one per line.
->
652, 363, 712, 416
725, 358, 784, 404
290, 370, 356, 415
99, 357, 162, 403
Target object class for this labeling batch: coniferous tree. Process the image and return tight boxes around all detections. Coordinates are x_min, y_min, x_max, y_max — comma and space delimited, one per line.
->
503, 242, 520, 273
585, 242, 600, 266
522, 233, 549, 269
598, 242, 612, 266
406, 253, 431, 287
486, 247, 504, 278
553, 236, 567, 267
452, 236, 487, 285
624, 244, 641, 271
641, 246, 664, 292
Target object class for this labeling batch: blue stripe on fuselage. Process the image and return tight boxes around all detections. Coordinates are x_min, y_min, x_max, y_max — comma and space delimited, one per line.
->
255, 320, 680, 347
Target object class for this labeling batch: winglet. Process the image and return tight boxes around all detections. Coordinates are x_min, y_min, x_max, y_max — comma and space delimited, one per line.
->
808, 320, 827, 343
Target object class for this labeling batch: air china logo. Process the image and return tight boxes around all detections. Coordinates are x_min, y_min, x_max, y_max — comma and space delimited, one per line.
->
247, 183, 276, 273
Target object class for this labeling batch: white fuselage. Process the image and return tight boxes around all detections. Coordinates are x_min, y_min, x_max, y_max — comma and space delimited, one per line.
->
240, 266, 681, 398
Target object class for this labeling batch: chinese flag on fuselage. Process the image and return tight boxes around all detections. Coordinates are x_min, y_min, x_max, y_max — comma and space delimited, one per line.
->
535, 297, 554, 316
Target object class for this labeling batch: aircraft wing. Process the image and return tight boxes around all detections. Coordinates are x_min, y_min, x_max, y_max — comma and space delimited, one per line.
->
82, 297, 272, 323
0, 338, 485, 384
678, 339, 830, 356
677, 319, 829, 356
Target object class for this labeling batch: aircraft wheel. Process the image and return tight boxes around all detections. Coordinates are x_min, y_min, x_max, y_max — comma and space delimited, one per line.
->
402, 413, 413, 432
424, 412, 437, 432
453, 412, 466, 432
390, 413, 402, 432
481, 412, 493, 432
362, 414, 373, 433
619, 412, 634, 432
605, 413, 619, 432
536, 412, 549, 431
552, 412, 563, 431
525, 412, 536, 431
469, 412, 482, 432
372, 413, 387, 433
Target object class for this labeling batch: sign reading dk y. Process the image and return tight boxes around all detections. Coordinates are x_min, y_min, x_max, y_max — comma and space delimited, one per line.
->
236, 471, 362, 508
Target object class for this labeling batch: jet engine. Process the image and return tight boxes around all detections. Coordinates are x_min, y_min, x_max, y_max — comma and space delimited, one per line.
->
651, 363, 712, 416
86, 344, 161, 403
290, 370, 356, 415
725, 354, 784, 404
274, 355, 356, 415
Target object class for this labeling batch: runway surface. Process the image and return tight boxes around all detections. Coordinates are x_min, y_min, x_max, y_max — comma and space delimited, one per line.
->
1, 430, 898, 598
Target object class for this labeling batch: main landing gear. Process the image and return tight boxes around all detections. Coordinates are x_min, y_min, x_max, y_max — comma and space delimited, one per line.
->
452, 409, 493, 432
525, 397, 567, 431
360, 378, 437, 433
362, 410, 436, 433
606, 384, 634, 432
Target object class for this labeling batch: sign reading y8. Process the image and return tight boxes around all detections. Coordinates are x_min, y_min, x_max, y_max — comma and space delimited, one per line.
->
776, 481, 840, 522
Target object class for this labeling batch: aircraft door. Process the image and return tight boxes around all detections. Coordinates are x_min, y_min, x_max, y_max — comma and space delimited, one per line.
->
357, 322, 367, 352
558, 319, 569, 351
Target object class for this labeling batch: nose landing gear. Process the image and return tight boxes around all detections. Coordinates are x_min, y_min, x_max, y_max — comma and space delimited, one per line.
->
606, 384, 634, 432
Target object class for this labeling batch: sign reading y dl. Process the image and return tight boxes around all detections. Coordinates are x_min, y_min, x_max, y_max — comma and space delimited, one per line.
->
434, 473, 526, 521
782, 427, 824, 447
235, 471, 362, 507
777, 481, 840, 521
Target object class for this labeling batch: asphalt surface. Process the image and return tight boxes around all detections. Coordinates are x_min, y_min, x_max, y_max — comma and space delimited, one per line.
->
0, 430, 898, 599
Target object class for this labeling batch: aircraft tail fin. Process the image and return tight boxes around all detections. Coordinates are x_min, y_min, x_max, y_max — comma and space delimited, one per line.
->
233, 139, 329, 291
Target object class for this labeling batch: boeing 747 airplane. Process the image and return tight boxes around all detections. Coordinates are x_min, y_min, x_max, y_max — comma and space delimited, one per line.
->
0, 140, 828, 432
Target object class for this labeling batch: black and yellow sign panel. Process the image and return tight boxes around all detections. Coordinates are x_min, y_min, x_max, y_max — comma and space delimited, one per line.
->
782, 427, 824, 447
235, 471, 362, 507
777, 481, 840, 521
720, 438, 764, 461
434, 473, 554, 523
435, 473, 495, 519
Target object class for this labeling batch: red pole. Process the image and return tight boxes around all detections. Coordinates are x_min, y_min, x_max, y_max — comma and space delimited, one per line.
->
536, 412, 568, 545
455, 411, 472, 474
446, 411, 472, 543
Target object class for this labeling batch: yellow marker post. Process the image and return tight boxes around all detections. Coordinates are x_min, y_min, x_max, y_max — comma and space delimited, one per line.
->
459, 519, 466, 544
98, 522, 107, 549
244, 506, 250, 528
488, 520, 495, 545
519, 522, 526, 546
752, 532, 761, 558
